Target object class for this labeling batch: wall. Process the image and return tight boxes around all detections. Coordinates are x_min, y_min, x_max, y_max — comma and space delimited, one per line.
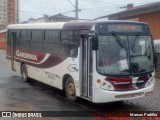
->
155, 52, 160, 78
119, 11, 160, 40
155, 41, 160, 78
0, 31, 6, 50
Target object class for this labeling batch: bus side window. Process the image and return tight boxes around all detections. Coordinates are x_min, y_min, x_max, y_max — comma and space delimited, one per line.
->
61, 31, 74, 43
44, 30, 60, 54
16, 30, 20, 48
45, 30, 59, 41
30, 30, 44, 51
7, 31, 12, 54
19, 30, 28, 48
60, 31, 78, 57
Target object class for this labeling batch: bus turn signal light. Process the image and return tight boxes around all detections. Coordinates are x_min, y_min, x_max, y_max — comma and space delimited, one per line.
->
97, 79, 101, 84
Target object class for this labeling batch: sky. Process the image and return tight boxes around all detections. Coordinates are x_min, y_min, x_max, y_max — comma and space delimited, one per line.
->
19, 0, 160, 22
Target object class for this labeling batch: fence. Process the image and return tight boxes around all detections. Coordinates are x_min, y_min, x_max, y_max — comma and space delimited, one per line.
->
154, 40, 160, 78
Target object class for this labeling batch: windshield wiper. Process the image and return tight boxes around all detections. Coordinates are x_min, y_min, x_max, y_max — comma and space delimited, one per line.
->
112, 32, 126, 49
131, 33, 140, 51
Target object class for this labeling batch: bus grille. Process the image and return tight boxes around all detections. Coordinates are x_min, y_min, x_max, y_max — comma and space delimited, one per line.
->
105, 74, 152, 91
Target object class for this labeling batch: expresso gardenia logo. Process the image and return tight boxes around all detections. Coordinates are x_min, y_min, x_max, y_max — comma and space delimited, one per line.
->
16, 50, 37, 61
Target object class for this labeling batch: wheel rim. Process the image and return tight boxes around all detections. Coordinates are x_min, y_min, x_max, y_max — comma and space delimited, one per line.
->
67, 83, 75, 96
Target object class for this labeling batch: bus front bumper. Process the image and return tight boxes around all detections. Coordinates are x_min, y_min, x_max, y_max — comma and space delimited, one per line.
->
93, 84, 154, 103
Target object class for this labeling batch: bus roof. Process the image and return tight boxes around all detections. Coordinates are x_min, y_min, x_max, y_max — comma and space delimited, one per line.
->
7, 20, 148, 30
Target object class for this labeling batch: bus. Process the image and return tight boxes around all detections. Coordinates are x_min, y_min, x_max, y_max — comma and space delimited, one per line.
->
6, 21, 155, 103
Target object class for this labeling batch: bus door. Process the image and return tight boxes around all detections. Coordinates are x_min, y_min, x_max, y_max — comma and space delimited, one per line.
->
81, 37, 93, 99
10, 32, 16, 71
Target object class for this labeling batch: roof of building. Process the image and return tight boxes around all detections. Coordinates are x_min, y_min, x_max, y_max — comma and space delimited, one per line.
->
97, 2, 160, 20
22, 13, 76, 23
0, 29, 7, 33
50, 13, 76, 20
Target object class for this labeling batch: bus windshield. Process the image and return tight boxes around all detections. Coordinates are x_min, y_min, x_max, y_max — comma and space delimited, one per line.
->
97, 34, 154, 76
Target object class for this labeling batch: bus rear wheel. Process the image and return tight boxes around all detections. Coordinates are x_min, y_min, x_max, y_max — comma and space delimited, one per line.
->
65, 77, 77, 101
21, 64, 29, 82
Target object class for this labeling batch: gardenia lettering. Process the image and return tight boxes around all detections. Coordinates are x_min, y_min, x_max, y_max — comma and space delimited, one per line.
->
16, 50, 37, 61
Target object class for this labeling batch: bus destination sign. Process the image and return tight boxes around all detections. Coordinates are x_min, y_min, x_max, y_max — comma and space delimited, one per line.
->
99, 24, 150, 33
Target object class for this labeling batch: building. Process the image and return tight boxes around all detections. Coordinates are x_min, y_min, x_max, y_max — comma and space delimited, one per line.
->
0, 0, 7, 25
7, 0, 18, 24
23, 13, 77, 23
0, 0, 18, 30
0, 0, 18, 49
49, 13, 76, 22
97, 2, 160, 41
0, 29, 6, 50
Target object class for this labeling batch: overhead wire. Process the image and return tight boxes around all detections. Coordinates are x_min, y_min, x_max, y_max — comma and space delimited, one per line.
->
97, 0, 123, 6
20, 11, 45, 15
66, 0, 75, 7
17, 0, 160, 21
88, 0, 125, 7
79, 0, 125, 12
19, 0, 123, 17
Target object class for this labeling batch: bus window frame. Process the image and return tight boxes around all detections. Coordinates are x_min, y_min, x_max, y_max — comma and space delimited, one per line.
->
30, 30, 45, 51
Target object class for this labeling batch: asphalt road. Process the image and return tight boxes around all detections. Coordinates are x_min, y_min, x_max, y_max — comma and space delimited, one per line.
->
0, 50, 160, 120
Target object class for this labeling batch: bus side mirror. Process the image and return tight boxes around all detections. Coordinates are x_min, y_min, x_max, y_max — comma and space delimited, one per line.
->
91, 36, 98, 50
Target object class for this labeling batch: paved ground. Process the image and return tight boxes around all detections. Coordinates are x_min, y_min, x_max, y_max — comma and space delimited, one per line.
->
0, 50, 160, 120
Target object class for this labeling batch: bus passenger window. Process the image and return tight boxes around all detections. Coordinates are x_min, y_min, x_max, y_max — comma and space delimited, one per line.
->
32, 31, 44, 41
45, 31, 59, 41
44, 42, 58, 54
19, 30, 28, 48
21, 31, 28, 39
30, 30, 44, 51
61, 31, 74, 43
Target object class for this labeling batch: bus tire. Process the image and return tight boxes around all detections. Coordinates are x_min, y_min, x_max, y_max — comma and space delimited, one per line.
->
21, 64, 29, 82
65, 77, 77, 101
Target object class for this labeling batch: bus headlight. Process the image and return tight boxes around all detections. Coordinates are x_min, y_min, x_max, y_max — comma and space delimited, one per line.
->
145, 78, 154, 87
100, 81, 114, 90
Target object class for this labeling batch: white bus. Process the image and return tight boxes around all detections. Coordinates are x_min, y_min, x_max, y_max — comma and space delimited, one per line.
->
7, 21, 155, 103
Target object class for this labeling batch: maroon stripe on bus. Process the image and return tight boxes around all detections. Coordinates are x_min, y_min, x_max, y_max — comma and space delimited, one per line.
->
15, 55, 66, 69
7, 48, 67, 69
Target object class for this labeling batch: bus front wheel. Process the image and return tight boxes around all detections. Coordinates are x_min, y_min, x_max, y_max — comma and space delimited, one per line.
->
65, 77, 77, 101
21, 64, 29, 82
